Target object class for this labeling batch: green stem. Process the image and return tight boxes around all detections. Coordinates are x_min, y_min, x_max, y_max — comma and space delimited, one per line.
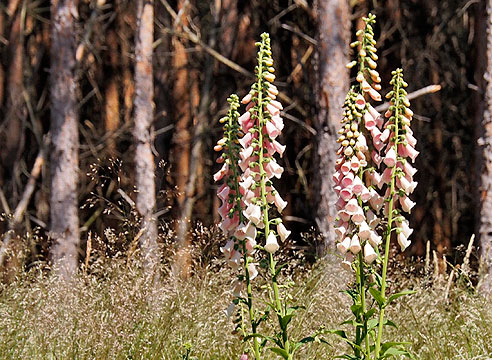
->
374, 76, 401, 359
256, 40, 289, 356
359, 252, 370, 359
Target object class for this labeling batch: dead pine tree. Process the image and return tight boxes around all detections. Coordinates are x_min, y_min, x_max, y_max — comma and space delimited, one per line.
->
476, 0, 492, 295
49, 0, 80, 276
313, 0, 350, 252
134, 0, 160, 276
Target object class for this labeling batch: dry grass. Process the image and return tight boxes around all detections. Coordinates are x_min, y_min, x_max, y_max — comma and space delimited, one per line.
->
0, 254, 490, 359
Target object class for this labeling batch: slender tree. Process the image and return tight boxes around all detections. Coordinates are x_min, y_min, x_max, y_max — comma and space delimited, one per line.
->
171, 0, 200, 277
134, 0, 160, 273
49, 0, 80, 275
476, 0, 492, 294
313, 0, 351, 250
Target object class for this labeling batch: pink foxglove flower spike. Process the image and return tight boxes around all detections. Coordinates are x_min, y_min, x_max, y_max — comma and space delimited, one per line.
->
331, 14, 417, 360
214, 94, 261, 358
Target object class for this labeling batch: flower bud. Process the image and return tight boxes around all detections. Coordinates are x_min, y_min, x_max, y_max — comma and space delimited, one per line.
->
264, 73, 275, 82
346, 60, 357, 69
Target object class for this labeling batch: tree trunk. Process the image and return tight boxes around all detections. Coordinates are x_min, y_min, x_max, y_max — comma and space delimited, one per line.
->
49, 0, 80, 276
170, 0, 200, 277
104, 30, 120, 155
134, 0, 160, 274
476, 0, 492, 295
2, 0, 26, 202
313, 0, 350, 251
174, 2, 217, 278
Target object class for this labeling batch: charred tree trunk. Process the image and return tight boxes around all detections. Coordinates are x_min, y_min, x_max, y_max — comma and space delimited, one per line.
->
134, 0, 160, 274
49, 0, 80, 275
313, 0, 350, 251
476, 0, 492, 295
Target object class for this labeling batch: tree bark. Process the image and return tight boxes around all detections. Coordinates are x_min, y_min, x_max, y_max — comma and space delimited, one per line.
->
476, 0, 492, 295
174, 2, 217, 278
170, 0, 200, 277
2, 0, 26, 202
49, 0, 80, 276
134, 0, 160, 274
313, 0, 350, 251
104, 30, 120, 155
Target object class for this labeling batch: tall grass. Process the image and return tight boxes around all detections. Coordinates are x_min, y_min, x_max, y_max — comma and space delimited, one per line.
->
0, 255, 490, 359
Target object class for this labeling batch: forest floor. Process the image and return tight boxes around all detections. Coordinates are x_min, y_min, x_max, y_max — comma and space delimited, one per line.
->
0, 256, 490, 360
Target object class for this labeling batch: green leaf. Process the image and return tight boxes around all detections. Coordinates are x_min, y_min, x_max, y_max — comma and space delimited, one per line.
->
369, 287, 386, 307
367, 318, 379, 330
341, 318, 363, 327
324, 329, 347, 339
279, 314, 293, 330
380, 345, 415, 359
350, 304, 362, 316
383, 319, 398, 328
386, 290, 416, 306
269, 347, 289, 359
365, 308, 377, 319
379, 341, 413, 358
286, 306, 304, 315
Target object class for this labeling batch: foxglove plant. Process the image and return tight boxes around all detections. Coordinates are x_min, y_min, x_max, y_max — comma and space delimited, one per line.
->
217, 33, 325, 360
331, 14, 416, 359
238, 33, 298, 359
214, 94, 261, 359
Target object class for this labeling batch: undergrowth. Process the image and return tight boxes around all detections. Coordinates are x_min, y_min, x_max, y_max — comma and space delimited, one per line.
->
0, 253, 490, 359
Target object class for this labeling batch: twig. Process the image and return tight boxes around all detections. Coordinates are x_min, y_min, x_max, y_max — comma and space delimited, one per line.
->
280, 23, 317, 45
269, 4, 298, 25
159, 0, 308, 117
425, 240, 431, 273
281, 111, 316, 135
0, 139, 47, 265
117, 188, 136, 208
375, 85, 442, 112
127, 227, 145, 267
161, 27, 252, 78
0, 188, 11, 215
433, 250, 440, 280
287, 45, 314, 83
84, 232, 92, 275
461, 234, 475, 274
444, 269, 455, 300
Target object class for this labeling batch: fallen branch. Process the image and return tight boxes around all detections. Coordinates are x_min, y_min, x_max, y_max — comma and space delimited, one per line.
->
375, 84, 441, 112
0, 138, 47, 265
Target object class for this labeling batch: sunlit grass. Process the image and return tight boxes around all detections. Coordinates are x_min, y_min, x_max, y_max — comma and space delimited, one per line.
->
0, 255, 490, 359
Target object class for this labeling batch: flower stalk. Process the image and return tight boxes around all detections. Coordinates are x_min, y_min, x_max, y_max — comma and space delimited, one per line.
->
332, 14, 417, 360
214, 95, 260, 359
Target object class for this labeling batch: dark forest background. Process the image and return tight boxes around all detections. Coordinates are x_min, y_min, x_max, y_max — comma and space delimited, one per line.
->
0, 0, 487, 278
